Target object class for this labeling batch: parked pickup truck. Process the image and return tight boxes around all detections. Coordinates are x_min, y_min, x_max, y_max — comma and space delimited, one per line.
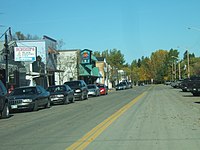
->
0, 80, 9, 119
179, 78, 190, 92
185, 76, 200, 96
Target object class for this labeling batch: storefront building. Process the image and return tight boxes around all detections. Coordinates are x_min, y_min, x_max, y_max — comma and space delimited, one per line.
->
55, 49, 101, 85
16, 35, 58, 88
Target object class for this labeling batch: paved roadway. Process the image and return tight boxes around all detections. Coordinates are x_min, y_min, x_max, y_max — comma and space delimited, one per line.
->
1, 85, 200, 150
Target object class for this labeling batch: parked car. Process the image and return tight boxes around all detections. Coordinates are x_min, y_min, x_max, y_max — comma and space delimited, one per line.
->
182, 76, 200, 93
0, 80, 9, 119
64, 80, 88, 100
179, 78, 190, 92
8, 85, 51, 111
87, 84, 100, 97
116, 82, 126, 90
171, 80, 182, 88
187, 76, 200, 96
97, 84, 108, 95
47, 84, 74, 104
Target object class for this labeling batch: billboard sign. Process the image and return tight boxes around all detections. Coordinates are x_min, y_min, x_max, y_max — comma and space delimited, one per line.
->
14, 47, 37, 61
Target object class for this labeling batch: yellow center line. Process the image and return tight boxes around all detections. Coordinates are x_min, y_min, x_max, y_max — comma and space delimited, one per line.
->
66, 91, 147, 150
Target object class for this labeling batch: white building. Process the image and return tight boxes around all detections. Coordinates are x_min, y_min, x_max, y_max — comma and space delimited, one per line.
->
16, 36, 58, 88
55, 49, 80, 85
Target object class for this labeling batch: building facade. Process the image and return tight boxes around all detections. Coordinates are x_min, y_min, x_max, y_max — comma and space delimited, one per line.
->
55, 49, 101, 85
55, 49, 80, 84
96, 57, 112, 88
16, 35, 58, 88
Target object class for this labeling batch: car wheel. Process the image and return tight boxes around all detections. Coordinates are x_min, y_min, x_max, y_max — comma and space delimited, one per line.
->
63, 96, 69, 104
70, 96, 75, 103
45, 98, 51, 108
80, 94, 84, 101
1, 103, 9, 119
33, 101, 38, 111
85, 93, 88, 100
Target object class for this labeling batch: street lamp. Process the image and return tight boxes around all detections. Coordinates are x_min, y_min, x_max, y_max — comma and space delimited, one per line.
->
187, 27, 200, 78
188, 27, 200, 32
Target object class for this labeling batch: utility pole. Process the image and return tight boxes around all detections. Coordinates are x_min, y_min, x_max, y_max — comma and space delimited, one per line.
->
4, 32, 9, 89
174, 60, 176, 81
178, 61, 181, 80
187, 50, 190, 78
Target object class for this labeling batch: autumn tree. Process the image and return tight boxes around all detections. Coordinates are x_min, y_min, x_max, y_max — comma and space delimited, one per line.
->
150, 49, 169, 83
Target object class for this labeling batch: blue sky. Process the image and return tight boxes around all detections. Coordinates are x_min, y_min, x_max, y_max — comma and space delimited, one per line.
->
1, 0, 200, 64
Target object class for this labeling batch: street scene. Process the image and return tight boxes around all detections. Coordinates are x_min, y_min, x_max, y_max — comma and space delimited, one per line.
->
1, 85, 200, 150
1, 0, 200, 150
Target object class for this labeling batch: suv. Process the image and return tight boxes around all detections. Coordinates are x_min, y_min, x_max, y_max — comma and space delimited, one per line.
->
0, 80, 9, 119
64, 80, 88, 100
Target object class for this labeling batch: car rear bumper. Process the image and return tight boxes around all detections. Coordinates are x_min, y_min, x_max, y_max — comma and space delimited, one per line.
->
50, 97, 65, 104
9, 101, 34, 110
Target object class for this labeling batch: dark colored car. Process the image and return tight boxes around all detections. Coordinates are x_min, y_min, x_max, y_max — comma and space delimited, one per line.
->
47, 84, 74, 104
64, 80, 88, 100
87, 84, 100, 97
0, 80, 9, 119
8, 85, 51, 111
116, 82, 126, 90
179, 78, 190, 92
97, 84, 108, 95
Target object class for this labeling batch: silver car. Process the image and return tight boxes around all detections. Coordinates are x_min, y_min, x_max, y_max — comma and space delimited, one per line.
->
87, 84, 100, 97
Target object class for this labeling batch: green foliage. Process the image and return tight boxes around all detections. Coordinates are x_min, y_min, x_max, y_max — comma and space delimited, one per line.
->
93, 48, 125, 69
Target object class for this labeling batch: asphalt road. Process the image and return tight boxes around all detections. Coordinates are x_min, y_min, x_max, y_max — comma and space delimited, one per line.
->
1, 85, 200, 150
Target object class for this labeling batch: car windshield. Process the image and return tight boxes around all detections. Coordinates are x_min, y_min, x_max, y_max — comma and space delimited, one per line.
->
65, 81, 81, 89
12, 87, 37, 95
98, 85, 104, 88
47, 86, 65, 92
88, 85, 96, 89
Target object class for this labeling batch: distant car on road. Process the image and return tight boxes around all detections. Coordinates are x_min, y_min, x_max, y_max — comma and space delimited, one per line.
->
8, 85, 51, 111
116, 82, 126, 90
87, 84, 100, 97
0, 80, 9, 119
64, 80, 88, 100
97, 84, 108, 95
47, 84, 74, 104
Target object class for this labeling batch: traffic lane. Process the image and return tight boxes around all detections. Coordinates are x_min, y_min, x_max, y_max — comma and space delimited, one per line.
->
0, 86, 149, 150
85, 85, 200, 150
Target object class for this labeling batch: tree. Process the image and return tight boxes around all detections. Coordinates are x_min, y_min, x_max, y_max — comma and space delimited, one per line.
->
93, 51, 101, 57
106, 49, 125, 69
14, 31, 26, 40
150, 49, 169, 83
93, 48, 125, 69
13, 31, 40, 40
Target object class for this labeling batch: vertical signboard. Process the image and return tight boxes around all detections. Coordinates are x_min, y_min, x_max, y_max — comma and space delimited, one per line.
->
81, 49, 92, 64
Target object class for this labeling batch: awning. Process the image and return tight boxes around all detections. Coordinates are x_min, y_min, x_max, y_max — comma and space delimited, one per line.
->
79, 65, 90, 76
91, 67, 100, 77
85, 64, 93, 70
91, 55, 98, 61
